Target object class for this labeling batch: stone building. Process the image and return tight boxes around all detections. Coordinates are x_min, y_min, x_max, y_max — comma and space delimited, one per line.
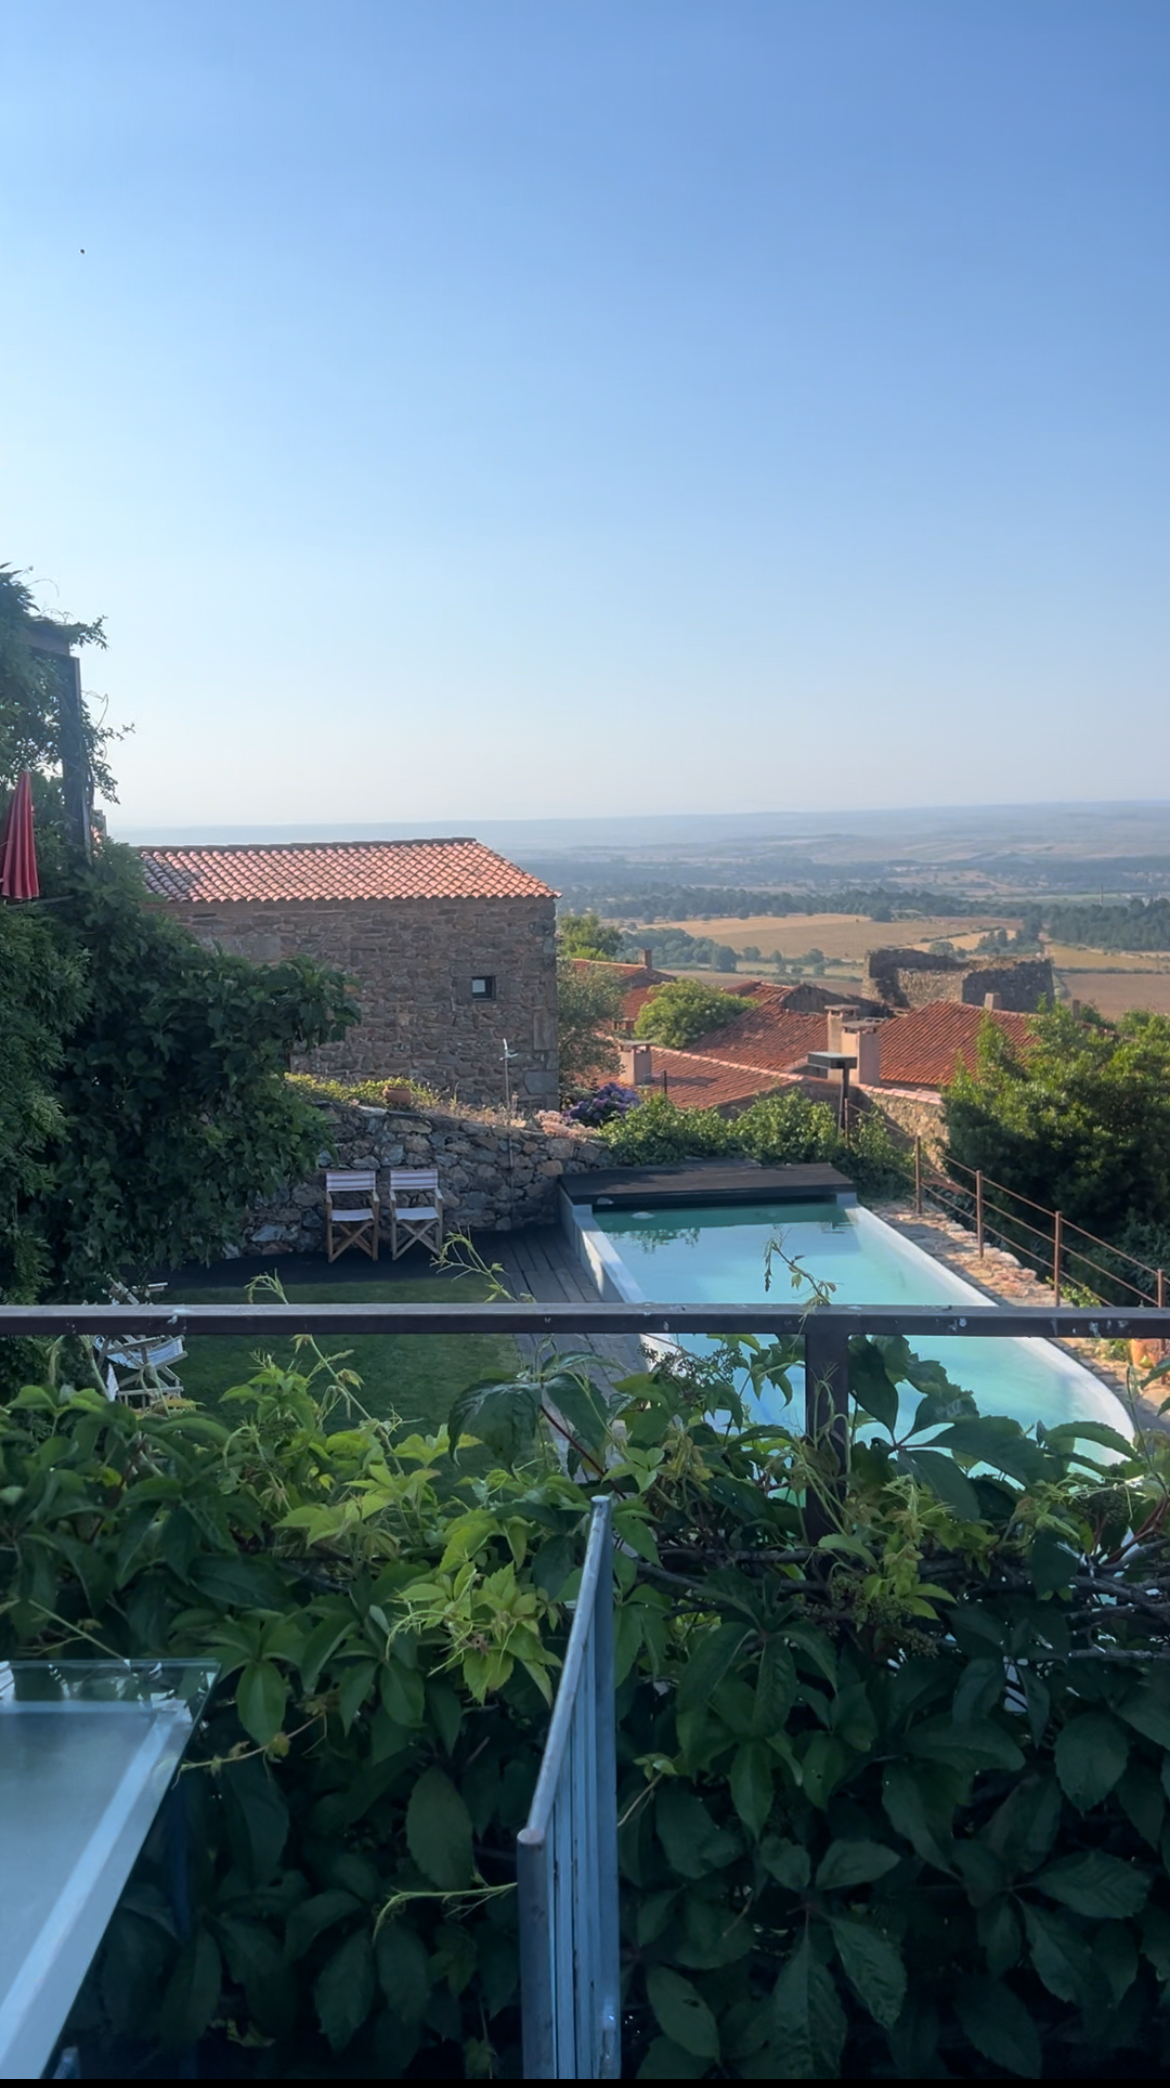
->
137, 838, 559, 1106
866, 946, 1055, 1013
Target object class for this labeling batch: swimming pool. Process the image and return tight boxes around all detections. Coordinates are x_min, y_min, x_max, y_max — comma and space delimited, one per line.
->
575, 1199, 1131, 1440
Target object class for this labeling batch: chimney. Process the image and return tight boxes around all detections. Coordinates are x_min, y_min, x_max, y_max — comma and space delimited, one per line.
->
844, 1021, 882, 1087
642, 946, 654, 972
620, 1041, 654, 1086
825, 1004, 853, 1054
983, 991, 1001, 1011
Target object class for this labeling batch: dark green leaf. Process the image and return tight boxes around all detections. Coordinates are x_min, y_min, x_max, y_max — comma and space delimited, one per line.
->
1022, 1903, 1099, 2005
405, 1767, 475, 1890
896, 1446, 981, 1521
771, 1931, 847, 2079
816, 1839, 900, 1891
375, 1921, 431, 2024
216, 1915, 295, 2038
657, 1786, 742, 1879
221, 1757, 289, 1887
1118, 1679, 1170, 1751
677, 1621, 751, 1715
337, 1658, 377, 1733
1041, 1421, 1135, 1459
848, 1342, 900, 1434
315, 1928, 375, 2052
677, 1890, 757, 1969
977, 1897, 1022, 1976
298, 1611, 353, 1692
984, 1773, 1061, 1877
730, 1741, 773, 1841
829, 1915, 906, 2028
1140, 1903, 1170, 1980
761, 1836, 811, 1891
645, 1965, 720, 2061
424, 1679, 462, 1755
447, 1377, 542, 1466
1117, 1760, 1166, 1848
157, 1928, 221, 2049
1054, 1712, 1129, 1811
236, 1659, 288, 1746
532, 1534, 576, 1600
908, 1714, 1024, 1774
380, 1657, 425, 1728
637, 2036, 710, 2079
285, 1890, 362, 1962
754, 1637, 797, 1732
1029, 1531, 1080, 1596
800, 1732, 851, 1810
1037, 1850, 1151, 1919
1095, 1920, 1140, 2005
882, 1762, 954, 1870
953, 1975, 1041, 2078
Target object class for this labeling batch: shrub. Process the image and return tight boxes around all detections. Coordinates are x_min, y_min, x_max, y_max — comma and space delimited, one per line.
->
599, 1089, 912, 1198
563, 1081, 640, 1127
599, 1090, 740, 1164
7, 1332, 1170, 2077
634, 979, 756, 1049
557, 956, 624, 1091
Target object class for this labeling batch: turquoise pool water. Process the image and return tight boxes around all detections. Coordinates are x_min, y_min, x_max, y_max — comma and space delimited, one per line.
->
591, 1201, 1132, 1439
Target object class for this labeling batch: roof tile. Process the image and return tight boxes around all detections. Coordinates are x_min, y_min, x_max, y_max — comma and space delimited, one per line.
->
875, 1002, 1033, 1089
136, 838, 555, 906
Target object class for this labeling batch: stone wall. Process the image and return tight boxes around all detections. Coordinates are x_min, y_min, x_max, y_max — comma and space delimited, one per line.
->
864, 1086, 946, 1158
166, 893, 558, 1107
867, 946, 1054, 1013
238, 1100, 609, 1255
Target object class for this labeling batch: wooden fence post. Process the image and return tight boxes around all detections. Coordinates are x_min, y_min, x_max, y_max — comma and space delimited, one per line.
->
1053, 1210, 1063, 1306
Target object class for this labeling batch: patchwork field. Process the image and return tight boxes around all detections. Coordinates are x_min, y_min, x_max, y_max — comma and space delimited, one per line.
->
646, 912, 1020, 964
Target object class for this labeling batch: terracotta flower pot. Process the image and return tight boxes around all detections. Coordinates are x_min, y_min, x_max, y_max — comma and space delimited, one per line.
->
380, 1082, 414, 1110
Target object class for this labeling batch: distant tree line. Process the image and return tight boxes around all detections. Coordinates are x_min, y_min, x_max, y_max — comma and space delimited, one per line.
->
556, 882, 988, 925
1045, 897, 1170, 952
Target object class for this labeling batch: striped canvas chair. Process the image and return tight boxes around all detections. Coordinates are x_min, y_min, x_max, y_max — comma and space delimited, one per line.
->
325, 1170, 381, 1261
388, 1168, 444, 1261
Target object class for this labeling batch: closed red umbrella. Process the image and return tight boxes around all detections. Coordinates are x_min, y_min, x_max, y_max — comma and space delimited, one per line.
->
0, 770, 39, 900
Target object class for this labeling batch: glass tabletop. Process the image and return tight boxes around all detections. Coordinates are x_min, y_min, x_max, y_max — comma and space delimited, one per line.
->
0, 1661, 217, 2082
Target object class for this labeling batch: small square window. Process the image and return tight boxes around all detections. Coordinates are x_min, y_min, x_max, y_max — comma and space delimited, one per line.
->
471, 975, 496, 1000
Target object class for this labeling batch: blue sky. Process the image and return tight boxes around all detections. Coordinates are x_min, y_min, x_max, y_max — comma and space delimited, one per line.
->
2, 1, 1167, 829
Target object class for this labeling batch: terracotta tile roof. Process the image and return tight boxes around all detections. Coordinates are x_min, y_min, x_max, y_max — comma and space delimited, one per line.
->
876, 1002, 1034, 1090
688, 990, 830, 1074
636, 1048, 793, 1112
136, 838, 555, 905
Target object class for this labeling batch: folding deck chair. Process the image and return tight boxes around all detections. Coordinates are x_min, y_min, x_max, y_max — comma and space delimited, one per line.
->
325, 1169, 381, 1261
94, 1280, 187, 1404
388, 1168, 444, 1261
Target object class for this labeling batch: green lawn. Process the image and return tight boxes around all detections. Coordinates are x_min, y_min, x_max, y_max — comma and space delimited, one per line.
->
169, 1271, 520, 1435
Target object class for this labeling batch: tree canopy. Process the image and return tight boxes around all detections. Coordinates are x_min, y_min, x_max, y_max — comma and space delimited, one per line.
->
556, 956, 623, 1092
0, 570, 356, 1304
634, 977, 756, 1049
556, 908, 624, 959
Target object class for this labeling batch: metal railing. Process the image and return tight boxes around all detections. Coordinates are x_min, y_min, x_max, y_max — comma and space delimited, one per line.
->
913, 1141, 1168, 1311
517, 1495, 620, 2082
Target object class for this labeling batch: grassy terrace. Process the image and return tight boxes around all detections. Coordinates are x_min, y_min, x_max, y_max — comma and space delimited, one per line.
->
168, 1267, 520, 1432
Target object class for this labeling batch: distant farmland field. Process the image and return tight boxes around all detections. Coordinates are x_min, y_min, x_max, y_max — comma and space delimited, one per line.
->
644, 912, 1020, 964
1056, 970, 1170, 1019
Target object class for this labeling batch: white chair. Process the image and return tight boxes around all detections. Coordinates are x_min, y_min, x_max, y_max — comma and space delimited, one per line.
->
325, 1169, 381, 1262
95, 1281, 187, 1404
388, 1168, 444, 1261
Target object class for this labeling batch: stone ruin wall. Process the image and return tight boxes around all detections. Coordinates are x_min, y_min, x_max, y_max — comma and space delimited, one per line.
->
867, 947, 1055, 1013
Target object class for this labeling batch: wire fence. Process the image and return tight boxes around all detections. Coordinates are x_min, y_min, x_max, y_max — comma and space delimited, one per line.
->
912, 1141, 1167, 1314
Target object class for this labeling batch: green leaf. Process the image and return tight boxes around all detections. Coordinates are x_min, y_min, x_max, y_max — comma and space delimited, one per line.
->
1095, 1920, 1140, 2006
1029, 1531, 1080, 1596
221, 1757, 289, 1887
216, 1915, 295, 2038
730, 1741, 774, 1841
828, 1915, 906, 2029
637, 2035, 711, 2079
645, 1965, 720, 2061
236, 1659, 288, 1746
1041, 1420, 1135, 1459
447, 1376, 542, 1467
425, 1679, 463, 1755
1037, 1850, 1151, 1919
375, 1924, 431, 2025
380, 1657, 426, 1729
298, 1611, 353, 1692
882, 1761, 954, 1870
800, 1732, 850, 1810
1054, 1712, 1129, 1811
1022, 1902, 1099, 2005
405, 1767, 475, 1890
908, 1714, 1024, 1775
1118, 1679, 1170, 1751
285, 1889, 362, 1963
761, 1836, 811, 1891
816, 1839, 900, 1891
157, 1928, 221, 2049
754, 1637, 797, 1733
1117, 1760, 1166, 1849
771, 1931, 847, 2079
977, 1897, 1022, 1976
984, 1774, 1061, 1877
1140, 1903, 1170, 1981
337, 1658, 377, 1734
848, 1341, 900, 1434
657, 1786, 742, 1880
952, 1974, 1041, 2078
315, 1928, 375, 2052
677, 1621, 751, 1715
896, 1446, 981, 1521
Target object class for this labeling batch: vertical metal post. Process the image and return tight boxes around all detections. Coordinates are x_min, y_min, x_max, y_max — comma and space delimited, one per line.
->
1158, 1269, 1165, 1311
914, 1137, 922, 1216
975, 1171, 984, 1258
1053, 1210, 1063, 1306
803, 1316, 850, 1544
